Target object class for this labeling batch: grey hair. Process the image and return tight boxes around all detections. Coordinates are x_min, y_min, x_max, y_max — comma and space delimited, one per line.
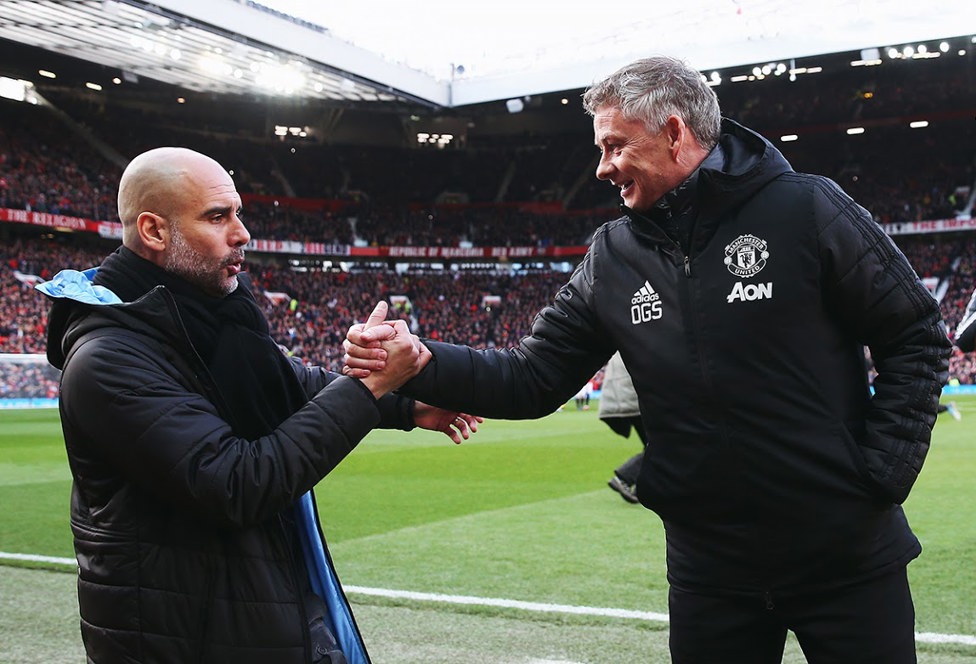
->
582, 56, 721, 150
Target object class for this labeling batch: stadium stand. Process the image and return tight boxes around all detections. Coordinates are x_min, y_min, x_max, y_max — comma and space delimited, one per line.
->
1, 36, 974, 397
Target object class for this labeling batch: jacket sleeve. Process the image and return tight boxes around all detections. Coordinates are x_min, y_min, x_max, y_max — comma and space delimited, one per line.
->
815, 177, 951, 503
954, 288, 976, 352
60, 331, 385, 528
399, 252, 615, 418
294, 358, 415, 430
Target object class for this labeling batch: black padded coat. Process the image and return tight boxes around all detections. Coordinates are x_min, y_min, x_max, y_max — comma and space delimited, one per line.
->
42, 274, 412, 663
399, 119, 952, 597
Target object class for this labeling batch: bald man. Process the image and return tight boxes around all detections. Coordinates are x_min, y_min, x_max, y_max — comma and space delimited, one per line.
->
37, 147, 478, 664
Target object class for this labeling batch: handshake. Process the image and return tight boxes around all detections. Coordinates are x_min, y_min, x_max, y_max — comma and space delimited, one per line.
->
342, 300, 429, 397
342, 300, 482, 444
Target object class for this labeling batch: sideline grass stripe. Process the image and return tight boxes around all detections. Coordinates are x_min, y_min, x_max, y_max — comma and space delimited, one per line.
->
345, 584, 670, 622
916, 632, 976, 646
5, 551, 975, 647
0, 551, 74, 565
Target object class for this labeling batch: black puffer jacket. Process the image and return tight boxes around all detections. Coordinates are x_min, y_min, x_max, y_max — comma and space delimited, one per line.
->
401, 119, 951, 596
42, 271, 412, 663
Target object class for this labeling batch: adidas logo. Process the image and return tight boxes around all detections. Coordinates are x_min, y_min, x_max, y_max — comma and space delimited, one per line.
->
631, 280, 660, 305
630, 280, 662, 324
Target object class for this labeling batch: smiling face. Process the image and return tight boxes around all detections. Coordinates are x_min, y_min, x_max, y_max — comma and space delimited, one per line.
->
593, 106, 686, 213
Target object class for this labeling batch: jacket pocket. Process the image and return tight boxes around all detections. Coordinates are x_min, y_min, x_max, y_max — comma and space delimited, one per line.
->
636, 431, 741, 521
837, 421, 904, 505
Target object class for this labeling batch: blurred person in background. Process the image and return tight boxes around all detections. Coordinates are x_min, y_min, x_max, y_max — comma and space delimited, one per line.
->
36, 147, 479, 664
599, 352, 646, 504
346, 56, 951, 663
573, 375, 594, 410
955, 287, 976, 352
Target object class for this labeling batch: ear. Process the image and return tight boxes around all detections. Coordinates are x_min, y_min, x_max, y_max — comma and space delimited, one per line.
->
663, 115, 684, 160
135, 212, 169, 253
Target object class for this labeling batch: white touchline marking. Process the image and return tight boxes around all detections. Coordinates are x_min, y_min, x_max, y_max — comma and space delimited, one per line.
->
916, 632, 976, 645
344, 585, 670, 622
0, 551, 75, 565
3, 552, 975, 646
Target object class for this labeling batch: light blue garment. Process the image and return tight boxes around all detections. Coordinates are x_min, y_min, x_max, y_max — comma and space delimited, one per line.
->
35, 268, 121, 305
297, 491, 370, 664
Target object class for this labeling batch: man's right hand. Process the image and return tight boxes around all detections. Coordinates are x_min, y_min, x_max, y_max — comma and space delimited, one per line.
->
350, 301, 431, 398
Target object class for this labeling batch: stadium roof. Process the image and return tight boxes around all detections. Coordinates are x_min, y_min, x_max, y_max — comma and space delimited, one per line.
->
0, 0, 973, 108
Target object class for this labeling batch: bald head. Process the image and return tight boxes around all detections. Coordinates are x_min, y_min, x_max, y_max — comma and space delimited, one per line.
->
115, 146, 249, 295
117, 147, 227, 249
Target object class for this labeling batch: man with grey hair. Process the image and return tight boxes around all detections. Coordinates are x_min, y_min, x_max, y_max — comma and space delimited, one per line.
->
346, 56, 950, 662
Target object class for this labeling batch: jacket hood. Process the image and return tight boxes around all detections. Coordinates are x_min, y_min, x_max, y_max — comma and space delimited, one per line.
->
37, 267, 182, 370
702, 117, 792, 208
623, 118, 793, 247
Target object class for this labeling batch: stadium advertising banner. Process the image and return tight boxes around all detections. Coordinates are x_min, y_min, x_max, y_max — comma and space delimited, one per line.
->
359, 245, 590, 259
247, 239, 350, 255
0, 208, 91, 232
884, 217, 976, 235
8, 206, 971, 254
1, 209, 588, 257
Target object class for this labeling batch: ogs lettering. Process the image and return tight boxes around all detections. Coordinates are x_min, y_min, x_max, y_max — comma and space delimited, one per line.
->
631, 295, 663, 324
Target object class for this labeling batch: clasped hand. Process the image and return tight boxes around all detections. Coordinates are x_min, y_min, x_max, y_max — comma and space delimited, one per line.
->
344, 301, 483, 444
344, 301, 426, 397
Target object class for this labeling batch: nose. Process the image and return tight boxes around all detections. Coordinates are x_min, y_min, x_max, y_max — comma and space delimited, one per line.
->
595, 153, 613, 181
231, 214, 250, 246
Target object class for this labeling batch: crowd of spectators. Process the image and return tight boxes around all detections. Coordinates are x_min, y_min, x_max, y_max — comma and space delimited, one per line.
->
0, 234, 110, 399
243, 200, 356, 245
0, 361, 60, 400
5, 40, 973, 248
1, 230, 973, 402
0, 232, 572, 396
351, 205, 604, 248
204, 260, 567, 373
0, 99, 120, 220
931, 235, 976, 385
1, 47, 974, 396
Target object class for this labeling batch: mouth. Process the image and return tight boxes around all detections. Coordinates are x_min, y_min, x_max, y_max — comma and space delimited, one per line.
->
226, 254, 245, 276
617, 181, 634, 199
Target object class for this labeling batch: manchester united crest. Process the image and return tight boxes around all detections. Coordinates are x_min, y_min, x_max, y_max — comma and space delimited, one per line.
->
724, 234, 769, 278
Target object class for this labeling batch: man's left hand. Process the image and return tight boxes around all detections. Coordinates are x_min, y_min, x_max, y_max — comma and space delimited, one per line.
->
413, 403, 483, 445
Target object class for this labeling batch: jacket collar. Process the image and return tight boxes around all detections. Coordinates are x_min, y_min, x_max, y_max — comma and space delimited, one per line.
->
623, 118, 792, 249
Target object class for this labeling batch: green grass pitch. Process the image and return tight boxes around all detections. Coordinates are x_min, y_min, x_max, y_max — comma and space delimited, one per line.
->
1, 398, 974, 663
